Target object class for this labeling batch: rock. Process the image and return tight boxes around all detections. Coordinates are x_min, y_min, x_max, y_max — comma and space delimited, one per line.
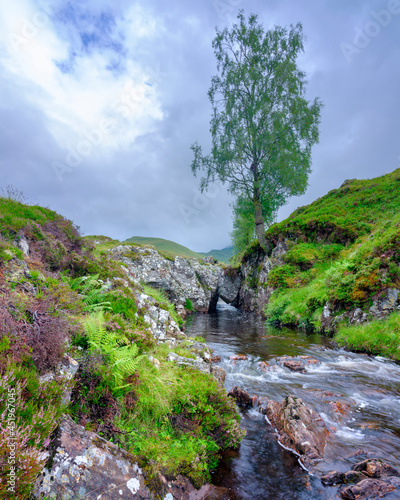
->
271, 240, 289, 260
210, 366, 226, 386
167, 352, 211, 375
217, 269, 241, 305
281, 359, 306, 373
15, 234, 30, 256
340, 479, 395, 499
275, 396, 329, 465
227, 386, 252, 407
370, 288, 399, 318
211, 355, 221, 363
352, 459, 400, 478
258, 361, 270, 372
230, 354, 247, 361
321, 471, 345, 486
344, 471, 363, 484
257, 398, 281, 426
108, 245, 240, 313
36, 416, 152, 499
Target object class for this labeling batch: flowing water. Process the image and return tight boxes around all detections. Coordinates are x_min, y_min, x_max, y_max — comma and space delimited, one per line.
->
186, 302, 400, 499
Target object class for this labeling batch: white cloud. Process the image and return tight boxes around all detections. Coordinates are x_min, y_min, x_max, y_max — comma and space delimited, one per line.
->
0, 1, 164, 154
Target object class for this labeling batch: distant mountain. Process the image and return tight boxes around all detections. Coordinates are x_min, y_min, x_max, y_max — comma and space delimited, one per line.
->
123, 236, 233, 264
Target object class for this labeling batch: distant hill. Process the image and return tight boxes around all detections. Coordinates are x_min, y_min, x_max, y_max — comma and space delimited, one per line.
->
124, 236, 234, 264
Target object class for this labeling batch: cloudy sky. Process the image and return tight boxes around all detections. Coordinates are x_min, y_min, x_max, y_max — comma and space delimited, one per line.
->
0, 0, 399, 252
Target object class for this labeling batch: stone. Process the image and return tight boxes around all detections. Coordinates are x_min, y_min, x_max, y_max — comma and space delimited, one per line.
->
257, 398, 281, 426
35, 416, 152, 499
229, 354, 247, 361
321, 471, 345, 486
281, 359, 306, 373
227, 386, 252, 407
344, 471, 363, 484
275, 396, 329, 464
340, 479, 395, 499
370, 288, 399, 318
108, 245, 240, 313
258, 361, 270, 372
15, 235, 30, 256
167, 352, 211, 375
211, 355, 221, 363
210, 366, 226, 386
352, 458, 400, 478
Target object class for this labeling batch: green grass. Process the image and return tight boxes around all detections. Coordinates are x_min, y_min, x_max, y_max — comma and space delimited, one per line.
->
335, 311, 400, 360
259, 169, 400, 331
124, 236, 205, 259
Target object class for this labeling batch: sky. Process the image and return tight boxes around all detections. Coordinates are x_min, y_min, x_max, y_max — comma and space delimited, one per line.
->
0, 0, 399, 252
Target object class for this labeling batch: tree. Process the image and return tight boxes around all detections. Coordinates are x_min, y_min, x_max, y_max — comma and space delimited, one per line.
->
191, 12, 322, 252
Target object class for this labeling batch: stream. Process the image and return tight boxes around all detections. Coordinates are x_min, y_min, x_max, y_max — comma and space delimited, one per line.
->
186, 302, 400, 499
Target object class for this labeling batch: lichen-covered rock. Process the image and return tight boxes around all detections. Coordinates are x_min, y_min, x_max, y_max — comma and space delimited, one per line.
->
35, 416, 152, 499
370, 288, 399, 318
167, 352, 211, 375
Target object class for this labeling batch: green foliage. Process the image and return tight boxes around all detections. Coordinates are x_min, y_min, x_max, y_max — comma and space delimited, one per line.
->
335, 311, 400, 360
124, 236, 205, 259
84, 312, 145, 389
65, 274, 111, 312
231, 197, 256, 253
191, 12, 322, 250
185, 298, 194, 311
143, 284, 183, 327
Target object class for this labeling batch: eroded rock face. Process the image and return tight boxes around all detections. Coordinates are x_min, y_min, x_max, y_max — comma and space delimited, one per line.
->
109, 245, 240, 313
36, 416, 152, 499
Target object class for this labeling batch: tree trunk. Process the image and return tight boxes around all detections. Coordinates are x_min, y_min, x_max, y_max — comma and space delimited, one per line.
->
254, 199, 270, 253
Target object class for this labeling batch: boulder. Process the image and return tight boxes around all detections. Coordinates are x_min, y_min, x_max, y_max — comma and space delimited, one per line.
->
227, 386, 252, 407
370, 288, 399, 318
281, 359, 306, 373
340, 479, 395, 499
210, 366, 226, 386
275, 396, 329, 465
36, 416, 152, 499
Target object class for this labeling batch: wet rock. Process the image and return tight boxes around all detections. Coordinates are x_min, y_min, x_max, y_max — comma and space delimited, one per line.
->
36, 416, 152, 499
352, 458, 400, 478
258, 361, 270, 372
321, 471, 345, 486
211, 355, 221, 363
281, 359, 306, 373
340, 479, 395, 499
344, 471, 363, 483
210, 366, 226, 386
227, 386, 252, 407
230, 354, 247, 361
250, 395, 258, 406
257, 398, 281, 426
275, 396, 329, 465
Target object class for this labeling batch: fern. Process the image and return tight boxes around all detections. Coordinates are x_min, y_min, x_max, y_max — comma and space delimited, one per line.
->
62, 274, 112, 311
84, 312, 144, 389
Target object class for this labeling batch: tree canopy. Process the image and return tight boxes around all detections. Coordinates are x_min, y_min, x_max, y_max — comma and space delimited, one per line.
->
191, 11, 322, 253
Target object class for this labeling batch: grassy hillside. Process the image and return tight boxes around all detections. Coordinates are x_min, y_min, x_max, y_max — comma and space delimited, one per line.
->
124, 236, 234, 263
244, 168, 400, 358
0, 198, 243, 497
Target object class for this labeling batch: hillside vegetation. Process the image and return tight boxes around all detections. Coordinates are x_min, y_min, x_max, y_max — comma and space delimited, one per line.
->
124, 236, 234, 263
247, 168, 400, 358
0, 198, 243, 498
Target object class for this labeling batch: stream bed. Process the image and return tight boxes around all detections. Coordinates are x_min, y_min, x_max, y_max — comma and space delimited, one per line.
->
186, 302, 400, 499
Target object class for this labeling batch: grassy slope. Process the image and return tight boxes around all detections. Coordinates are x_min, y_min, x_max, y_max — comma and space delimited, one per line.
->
252, 168, 400, 358
0, 199, 243, 496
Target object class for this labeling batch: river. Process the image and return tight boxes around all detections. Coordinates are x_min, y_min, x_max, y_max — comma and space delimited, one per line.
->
186, 302, 400, 499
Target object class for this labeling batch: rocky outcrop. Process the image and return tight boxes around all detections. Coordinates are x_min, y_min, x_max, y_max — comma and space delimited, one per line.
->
258, 395, 328, 469
36, 417, 229, 500
321, 459, 400, 499
36, 416, 152, 499
108, 245, 240, 313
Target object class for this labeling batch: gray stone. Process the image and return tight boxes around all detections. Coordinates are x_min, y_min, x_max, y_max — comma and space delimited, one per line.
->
370, 288, 399, 318
167, 352, 211, 375
15, 235, 30, 256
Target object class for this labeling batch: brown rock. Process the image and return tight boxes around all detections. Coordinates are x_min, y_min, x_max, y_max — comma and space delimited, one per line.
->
258, 361, 270, 372
257, 397, 281, 426
230, 354, 247, 361
321, 471, 345, 486
340, 479, 395, 499
250, 395, 258, 406
211, 366, 226, 386
211, 355, 221, 363
281, 360, 306, 373
344, 471, 363, 484
352, 458, 400, 478
227, 386, 252, 407
275, 396, 329, 462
